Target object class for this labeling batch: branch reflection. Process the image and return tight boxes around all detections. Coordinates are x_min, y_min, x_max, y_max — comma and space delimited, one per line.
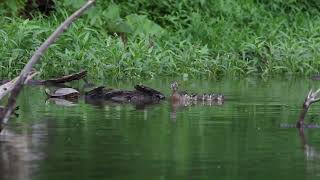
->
0, 123, 47, 180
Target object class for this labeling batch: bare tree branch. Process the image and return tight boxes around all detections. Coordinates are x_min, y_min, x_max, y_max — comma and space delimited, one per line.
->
0, 71, 38, 99
297, 88, 320, 128
0, 0, 95, 130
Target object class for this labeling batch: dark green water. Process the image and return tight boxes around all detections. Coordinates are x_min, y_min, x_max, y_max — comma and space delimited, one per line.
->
2, 78, 320, 180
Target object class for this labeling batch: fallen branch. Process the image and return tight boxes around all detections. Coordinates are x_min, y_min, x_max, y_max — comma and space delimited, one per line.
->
41, 70, 87, 84
0, 71, 38, 100
30, 69, 87, 85
1, 70, 87, 86
297, 89, 320, 128
0, 0, 95, 131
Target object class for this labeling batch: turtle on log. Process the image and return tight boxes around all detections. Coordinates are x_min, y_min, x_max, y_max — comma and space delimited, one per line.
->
45, 88, 80, 100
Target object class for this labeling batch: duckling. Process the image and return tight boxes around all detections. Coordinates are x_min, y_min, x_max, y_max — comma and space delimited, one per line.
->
201, 93, 208, 101
214, 94, 224, 101
170, 81, 225, 104
190, 93, 198, 101
200, 93, 224, 102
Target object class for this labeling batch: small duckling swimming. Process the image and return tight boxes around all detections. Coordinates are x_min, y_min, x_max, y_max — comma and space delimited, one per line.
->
170, 81, 224, 104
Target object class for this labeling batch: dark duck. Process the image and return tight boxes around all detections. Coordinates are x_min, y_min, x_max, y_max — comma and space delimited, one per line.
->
85, 84, 165, 105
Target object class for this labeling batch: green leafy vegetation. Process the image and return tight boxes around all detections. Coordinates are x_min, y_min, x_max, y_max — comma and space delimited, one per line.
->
1, 0, 320, 80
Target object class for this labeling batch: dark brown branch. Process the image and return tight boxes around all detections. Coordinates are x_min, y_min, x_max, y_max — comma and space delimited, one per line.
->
1, 70, 87, 86
43, 70, 87, 84
298, 127, 307, 148
0, 0, 95, 130
31, 70, 87, 85
297, 103, 311, 128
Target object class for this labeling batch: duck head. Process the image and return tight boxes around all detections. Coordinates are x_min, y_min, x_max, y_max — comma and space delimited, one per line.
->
170, 81, 179, 92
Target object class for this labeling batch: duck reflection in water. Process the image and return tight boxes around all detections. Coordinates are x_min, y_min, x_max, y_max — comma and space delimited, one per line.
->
169, 81, 224, 121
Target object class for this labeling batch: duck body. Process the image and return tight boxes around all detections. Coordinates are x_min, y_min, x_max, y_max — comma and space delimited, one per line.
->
170, 92, 182, 102
170, 90, 186, 102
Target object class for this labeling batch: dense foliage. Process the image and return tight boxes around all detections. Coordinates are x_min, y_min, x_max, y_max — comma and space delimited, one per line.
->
1, 0, 320, 79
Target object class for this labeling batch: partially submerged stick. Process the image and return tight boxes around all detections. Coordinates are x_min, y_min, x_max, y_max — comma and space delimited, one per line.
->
0, 0, 95, 129
297, 89, 320, 128
0, 71, 38, 99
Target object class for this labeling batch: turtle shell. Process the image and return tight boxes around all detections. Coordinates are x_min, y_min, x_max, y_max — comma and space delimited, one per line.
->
47, 88, 80, 99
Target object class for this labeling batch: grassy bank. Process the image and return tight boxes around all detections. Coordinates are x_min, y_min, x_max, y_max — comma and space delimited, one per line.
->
1, 0, 320, 80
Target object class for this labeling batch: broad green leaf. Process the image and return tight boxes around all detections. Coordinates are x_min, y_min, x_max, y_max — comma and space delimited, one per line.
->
126, 14, 165, 37
107, 20, 132, 34
104, 4, 121, 21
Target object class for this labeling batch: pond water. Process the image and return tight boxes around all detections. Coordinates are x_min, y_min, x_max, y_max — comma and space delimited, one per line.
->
1, 78, 320, 180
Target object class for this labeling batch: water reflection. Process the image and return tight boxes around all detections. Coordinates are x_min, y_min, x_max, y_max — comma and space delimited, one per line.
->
298, 128, 320, 176
0, 123, 47, 180
46, 98, 78, 107
170, 99, 224, 121
2, 78, 320, 180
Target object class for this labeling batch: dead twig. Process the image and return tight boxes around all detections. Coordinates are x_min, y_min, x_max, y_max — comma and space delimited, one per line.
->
297, 89, 320, 128
0, 0, 95, 131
